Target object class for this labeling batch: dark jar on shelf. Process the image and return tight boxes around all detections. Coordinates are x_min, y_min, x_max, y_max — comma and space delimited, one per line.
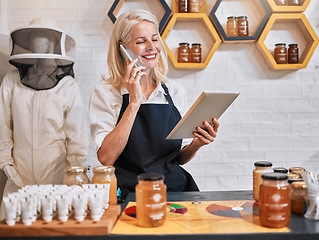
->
288, 44, 299, 64
274, 43, 287, 64
259, 173, 291, 228
179, 0, 188, 13
237, 16, 249, 37
190, 43, 202, 63
178, 42, 190, 63
288, 0, 301, 6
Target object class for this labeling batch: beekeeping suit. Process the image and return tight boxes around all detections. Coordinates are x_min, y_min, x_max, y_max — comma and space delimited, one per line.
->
0, 18, 88, 220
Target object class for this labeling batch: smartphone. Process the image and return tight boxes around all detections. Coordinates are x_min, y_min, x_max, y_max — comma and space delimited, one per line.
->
119, 44, 144, 67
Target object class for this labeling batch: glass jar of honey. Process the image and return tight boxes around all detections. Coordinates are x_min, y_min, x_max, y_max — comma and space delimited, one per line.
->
288, 44, 299, 64
291, 181, 307, 215
253, 161, 273, 202
92, 166, 117, 205
189, 0, 200, 13
259, 173, 290, 228
274, 43, 287, 64
179, 0, 188, 13
288, 0, 300, 5
136, 173, 167, 228
226, 16, 238, 37
63, 166, 90, 186
274, 0, 287, 5
190, 43, 202, 63
178, 42, 190, 63
237, 16, 249, 37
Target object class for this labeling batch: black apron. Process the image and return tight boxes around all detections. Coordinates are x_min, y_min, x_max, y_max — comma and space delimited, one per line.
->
115, 84, 198, 197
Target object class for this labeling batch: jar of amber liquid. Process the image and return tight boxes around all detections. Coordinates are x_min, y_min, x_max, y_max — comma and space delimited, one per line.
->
179, 0, 188, 13
227, 16, 238, 37
92, 166, 117, 205
253, 161, 273, 202
259, 173, 291, 228
288, 0, 300, 5
291, 181, 307, 215
274, 0, 287, 5
237, 16, 249, 37
274, 43, 287, 64
288, 44, 299, 64
136, 173, 167, 227
63, 166, 90, 186
190, 43, 202, 63
178, 42, 190, 63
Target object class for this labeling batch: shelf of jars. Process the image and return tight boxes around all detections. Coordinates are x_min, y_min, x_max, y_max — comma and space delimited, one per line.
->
266, 0, 311, 12
107, 0, 171, 33
256, 13, 319, 70
209, 0, 272, 43
171, 0, 207, 13
161, 13, 221, 69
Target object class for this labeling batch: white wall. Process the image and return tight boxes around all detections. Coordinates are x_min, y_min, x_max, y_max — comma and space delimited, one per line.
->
0, 0, 318, 192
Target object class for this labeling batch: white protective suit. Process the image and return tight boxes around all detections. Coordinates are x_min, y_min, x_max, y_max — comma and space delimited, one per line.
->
0, 69, 88, 220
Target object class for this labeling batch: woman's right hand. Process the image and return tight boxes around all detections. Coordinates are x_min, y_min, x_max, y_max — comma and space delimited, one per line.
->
123, 59, 146, 105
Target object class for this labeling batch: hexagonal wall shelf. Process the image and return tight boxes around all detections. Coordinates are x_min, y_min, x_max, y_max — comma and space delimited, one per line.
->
107, 0, 172, 33
210, 0, 272, 43
256, 13, 319, 70
161, 13, 222, 69
266, 0, 311, 12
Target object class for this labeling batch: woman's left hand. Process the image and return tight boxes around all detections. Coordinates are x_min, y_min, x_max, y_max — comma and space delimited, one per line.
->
192, 118, 219, 147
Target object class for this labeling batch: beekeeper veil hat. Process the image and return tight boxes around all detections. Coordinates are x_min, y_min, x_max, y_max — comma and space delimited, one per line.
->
9, 18, 76, 90
9, 17, 75, 67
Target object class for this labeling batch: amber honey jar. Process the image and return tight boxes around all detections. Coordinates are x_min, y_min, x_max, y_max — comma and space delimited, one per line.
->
237, 16, 249, 37
226, 16, 238, 37
288, 0, 300, 5
179, 0, 188, 13
253, 161, 273, 202
178, 42, 190, 63
92, 166, 118, 205
259, 173, 291, 228
288, 44, 299, 64
189, 0, 200, 13
274, 43, 287, 64
291, 181, 307, 215
274, 0, 287, 5
63, 166, 89, 186
136, 173, 167, 227
190, 43, 201, 63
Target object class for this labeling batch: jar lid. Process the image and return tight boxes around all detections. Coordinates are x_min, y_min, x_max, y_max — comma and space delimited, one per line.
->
262, 173, 288, 180
291, 181, 307, 189
273, 167, 288, 173
227, 16, 236, 19
138, 173, 164, 181
254, 161, 272, 167
288, 178, 304, 184
65, 166, 87, 173
192, 43, 201, 46
289, 44, 298, 47
237, 16, 247, 19
275, 43, 286, 46
287, 173, 301, 179
289, 167, 305, 173
179, 42, 189, 46
93, 166, 115, 173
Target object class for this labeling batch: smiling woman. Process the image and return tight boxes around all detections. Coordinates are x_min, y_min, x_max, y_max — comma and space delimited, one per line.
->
89, 10, 220, 199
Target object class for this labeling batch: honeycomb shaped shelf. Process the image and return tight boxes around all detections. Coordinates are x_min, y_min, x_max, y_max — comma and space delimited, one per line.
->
161, 13, 221, 69
256, 13, 319, 70
210, 0, 272, 43
266, 0, 311, 12
107, 0, 171, 33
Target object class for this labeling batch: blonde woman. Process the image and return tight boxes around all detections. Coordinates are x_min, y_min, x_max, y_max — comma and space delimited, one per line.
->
89, 10, 219, 198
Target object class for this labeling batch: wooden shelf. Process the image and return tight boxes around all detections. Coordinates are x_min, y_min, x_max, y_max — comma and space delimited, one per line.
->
256, 13, 319, 70
209, 0, 272, 43
161, 13, 221, 69
107, 0, 171, 33
266, 0, 311, 12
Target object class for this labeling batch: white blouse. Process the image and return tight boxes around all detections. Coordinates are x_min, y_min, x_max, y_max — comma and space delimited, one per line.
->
89, 79, 192, 153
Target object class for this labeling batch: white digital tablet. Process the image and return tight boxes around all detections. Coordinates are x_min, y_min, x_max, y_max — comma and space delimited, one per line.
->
166, 91, 240, 139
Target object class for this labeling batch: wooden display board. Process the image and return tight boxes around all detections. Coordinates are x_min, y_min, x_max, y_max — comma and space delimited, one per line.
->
111, 201, 290, 235
0, 205, 121, 237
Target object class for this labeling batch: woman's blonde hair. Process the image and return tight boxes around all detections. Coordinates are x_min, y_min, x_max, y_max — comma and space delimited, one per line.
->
105, 10, 168, 88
